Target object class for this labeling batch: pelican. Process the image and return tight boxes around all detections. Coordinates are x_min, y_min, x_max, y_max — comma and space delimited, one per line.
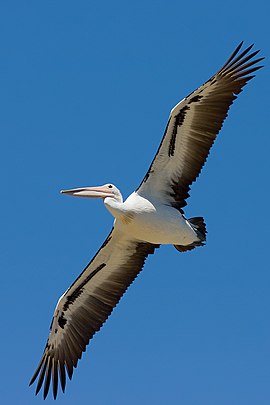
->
30, 42, 263, 399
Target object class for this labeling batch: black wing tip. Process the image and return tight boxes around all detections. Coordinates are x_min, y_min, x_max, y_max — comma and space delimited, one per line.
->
29, 376, 35, 387
30, 359, 72, 400
29, 359, 59, 400
237, 40, 264, 59
236, 41, 253, 53
217, 41, 264, 82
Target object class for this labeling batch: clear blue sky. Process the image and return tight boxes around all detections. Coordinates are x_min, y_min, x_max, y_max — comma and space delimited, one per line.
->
1, 1, 269, 404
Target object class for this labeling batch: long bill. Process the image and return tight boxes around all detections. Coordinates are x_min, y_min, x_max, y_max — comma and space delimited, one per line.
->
60, 185, 114, 198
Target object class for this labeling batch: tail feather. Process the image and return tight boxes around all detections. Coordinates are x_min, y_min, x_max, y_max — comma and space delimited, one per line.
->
189, 216, 207, 241
174, 216, 207, 253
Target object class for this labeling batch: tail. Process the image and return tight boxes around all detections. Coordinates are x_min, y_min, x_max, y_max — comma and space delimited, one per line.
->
189, 216, 207, 241
174, 216, 207, 253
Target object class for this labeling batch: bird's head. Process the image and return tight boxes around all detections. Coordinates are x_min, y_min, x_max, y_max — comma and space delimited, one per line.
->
61, 183, 123, 202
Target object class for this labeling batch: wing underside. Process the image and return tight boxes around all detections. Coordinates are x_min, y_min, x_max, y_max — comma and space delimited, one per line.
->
137, 42, 263, 211
30, 228, 158, 399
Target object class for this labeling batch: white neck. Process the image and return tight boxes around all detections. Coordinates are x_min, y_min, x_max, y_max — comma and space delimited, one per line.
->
103, 196, 124, 220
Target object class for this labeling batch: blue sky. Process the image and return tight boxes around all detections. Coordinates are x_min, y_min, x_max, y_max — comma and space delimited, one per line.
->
1, 1, 270, 404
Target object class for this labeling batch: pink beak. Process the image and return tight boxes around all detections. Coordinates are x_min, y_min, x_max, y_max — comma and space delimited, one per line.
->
60, 185, 114, 198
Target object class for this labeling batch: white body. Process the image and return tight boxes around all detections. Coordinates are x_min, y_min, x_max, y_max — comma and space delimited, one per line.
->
104, 192, 199, 245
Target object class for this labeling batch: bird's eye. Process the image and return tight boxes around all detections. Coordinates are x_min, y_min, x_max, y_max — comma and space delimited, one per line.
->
108, 185, 113, 188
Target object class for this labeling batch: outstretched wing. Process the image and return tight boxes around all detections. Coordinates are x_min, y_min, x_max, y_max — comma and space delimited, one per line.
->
137, 42, 264, 211
30, 228, 159, 399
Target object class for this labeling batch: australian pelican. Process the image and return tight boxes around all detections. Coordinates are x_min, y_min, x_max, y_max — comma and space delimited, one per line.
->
30, 42, 263, 399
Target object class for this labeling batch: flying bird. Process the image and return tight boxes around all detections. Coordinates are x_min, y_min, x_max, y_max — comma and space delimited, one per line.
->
30, 42, 263, 399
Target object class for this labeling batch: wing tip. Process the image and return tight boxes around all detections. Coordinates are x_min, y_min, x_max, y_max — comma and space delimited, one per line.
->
219, 41, 264, 78
30, 351, 65, 400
